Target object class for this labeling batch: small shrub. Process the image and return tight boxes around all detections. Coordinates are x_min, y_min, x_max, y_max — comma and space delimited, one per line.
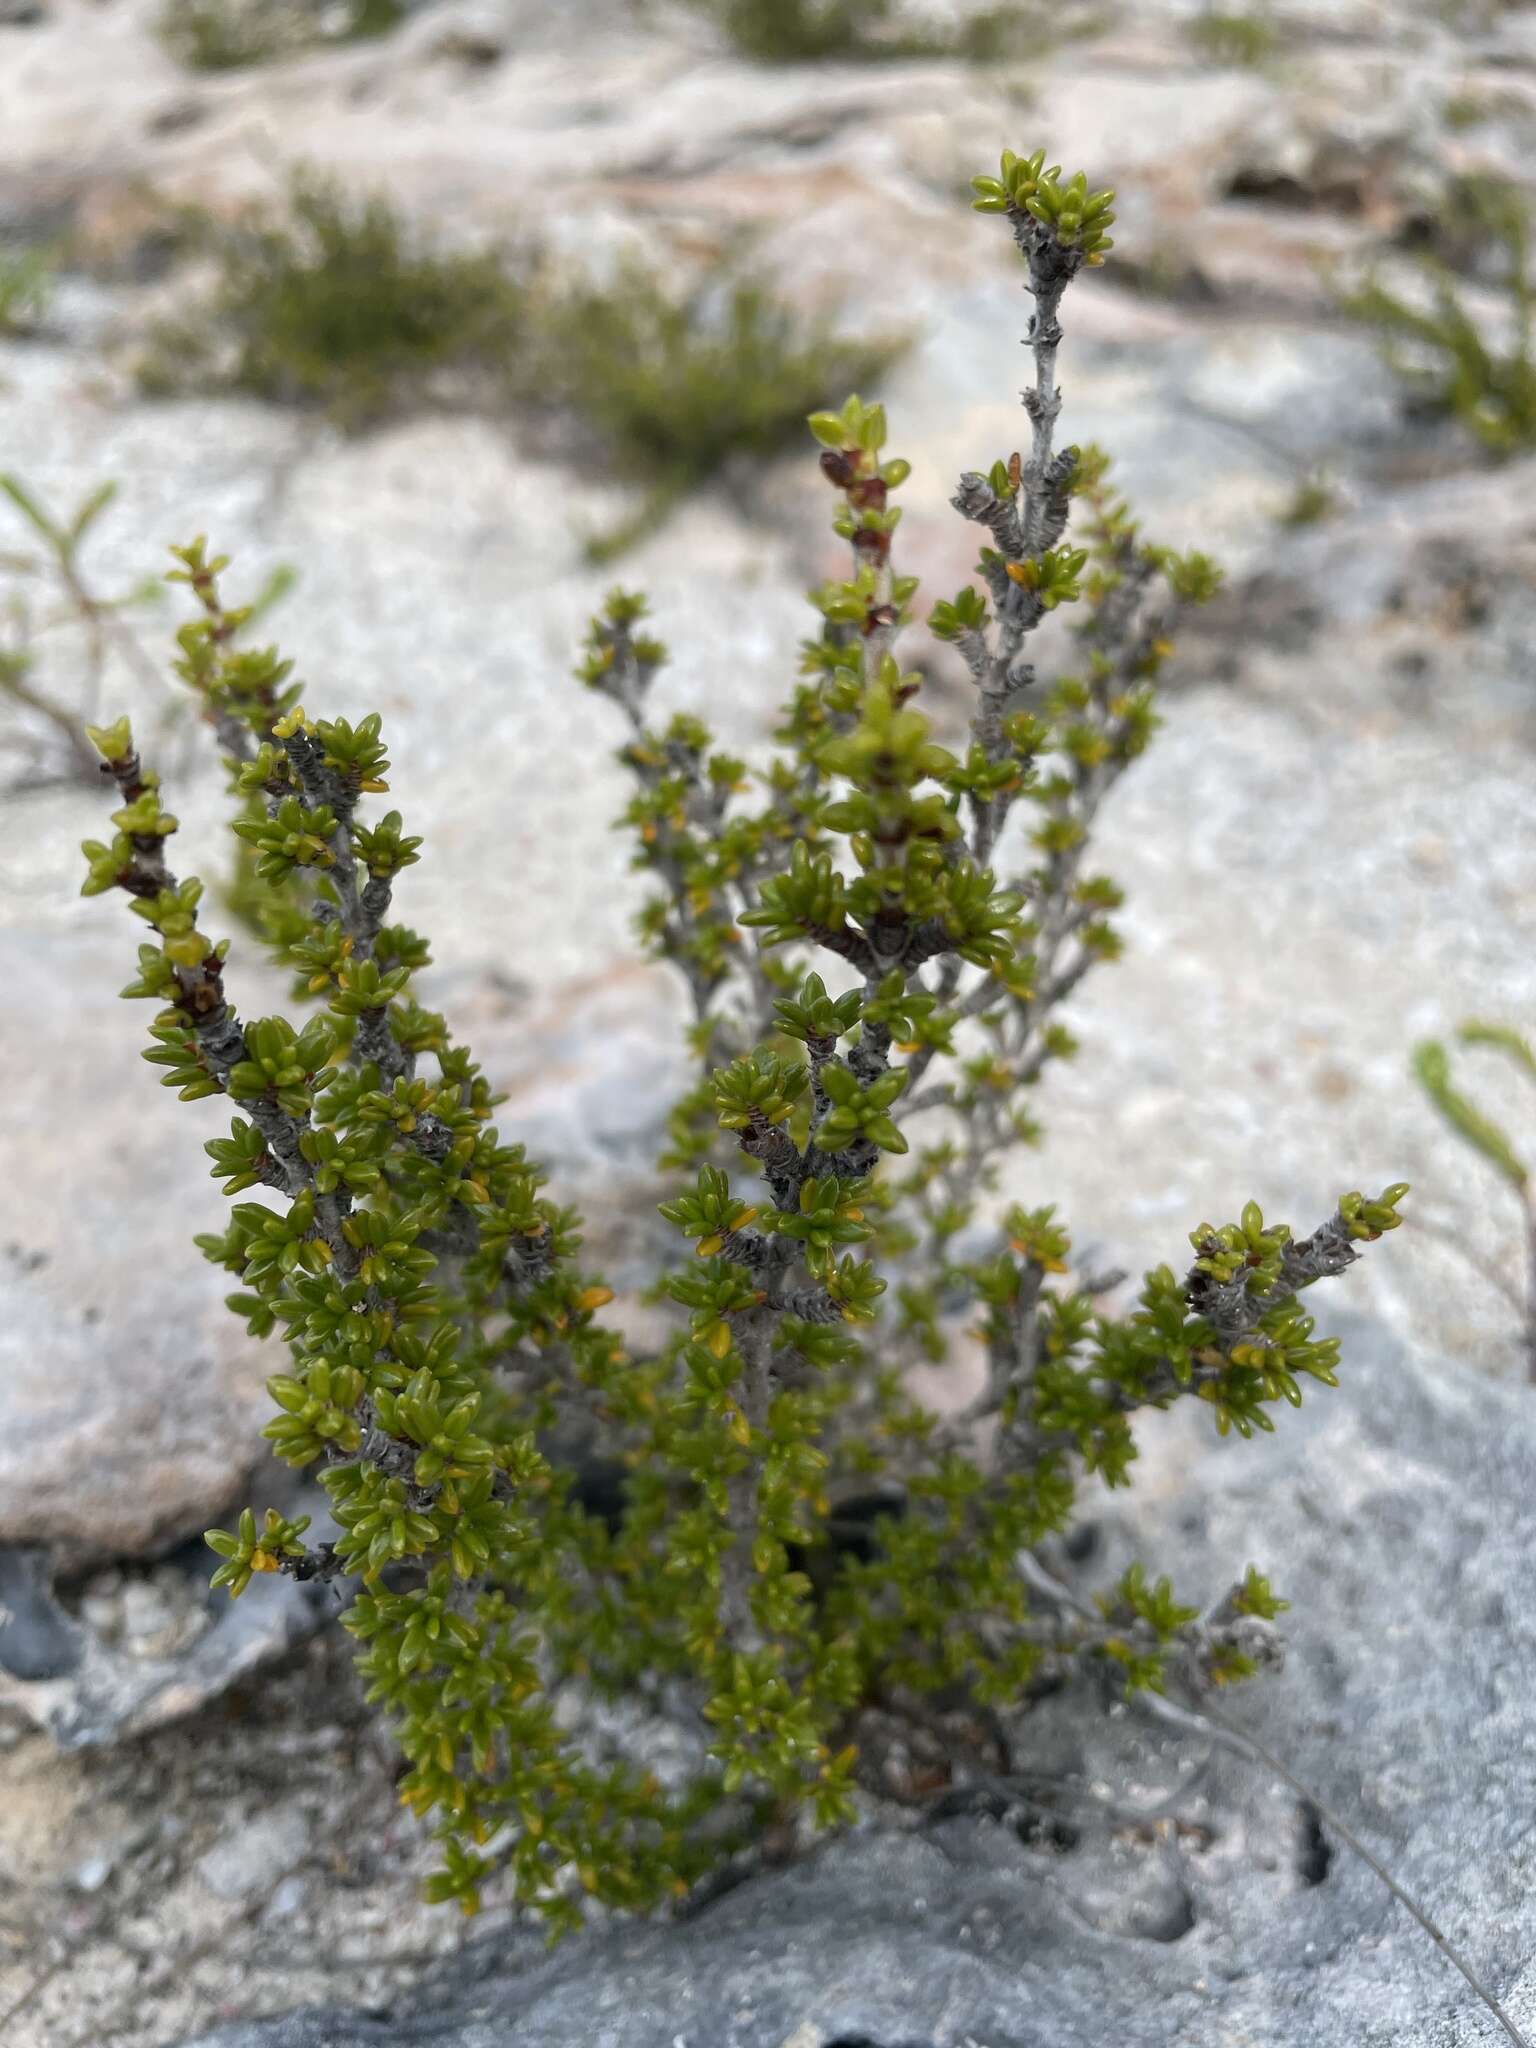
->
0, 242, 55, 338
139, 169, 903, 553
1274, 471, 1342, 526
1401, 170, 1531, 284
1340, 172, 1536, 457
82, 147, 1405, 1927
0, 477, 167, 786
703, 0, 894, 57
158, 0, 405, 71
0, 474, 293, 788
138, 169, 527, 432
541, 264, 905, 560
1186, 6, 1280, 67
694, 0, 1086, 64
1442, 91, 1491, 132
1434, 0, 1526, 26
1415, 1026, 1536, 1379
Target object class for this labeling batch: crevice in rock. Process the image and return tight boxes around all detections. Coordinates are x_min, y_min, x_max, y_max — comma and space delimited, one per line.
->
1130, 1883, 1197, 1944
1112, 251, 1223, 307
1016, 1811, 1080, 1855
0, 1546, 81, 1681
1296, 1801, 1334, 1887
826, 2037, 932, 2048
1224, 167, 1317, 211
1220, 150, 1389, 218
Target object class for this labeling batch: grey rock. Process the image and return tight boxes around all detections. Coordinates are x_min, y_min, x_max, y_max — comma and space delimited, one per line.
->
451, 963, 690, 1185
0, 914, 685, 1573
72, 1853, 114, 1892
0, 1496, 336, 1747
1174, 327, 1402, 461
177, 1314, 1536, 2047
0, 924, 283, 1570
0, 1547, 81, 1681
264, 1875, 310, 1919
70, 1817, 153, 1893
0, 1559, 332, 1749
196, 1805, 314, 1903
115, 1566, 213, 1660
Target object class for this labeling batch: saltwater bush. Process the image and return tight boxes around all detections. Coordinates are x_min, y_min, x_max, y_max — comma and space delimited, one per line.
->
83, 147, 1405, 1926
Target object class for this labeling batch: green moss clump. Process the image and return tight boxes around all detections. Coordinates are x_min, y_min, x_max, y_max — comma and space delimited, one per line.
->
1442, 92, 1491, 133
